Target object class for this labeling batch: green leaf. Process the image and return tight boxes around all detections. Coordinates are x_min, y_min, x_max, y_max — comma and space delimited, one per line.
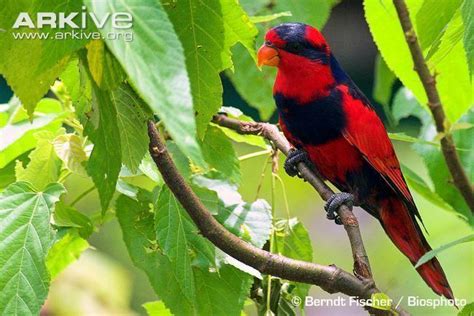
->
388, 132, 443, 148
116, 194, 252, 316
373, 54, 396, 124
413, 109, 474, 225
0, 1, 94, 114
53, 202, 94, 239
228, 37, 276, 119
87, 40, 105, 89
192, 179, 271, 260
451, 122, 474, 132
364, 0, 425, 109
163, 0, 258, 138
462, 0, 474, 75
138, 154, 162, 184
143, 301, 172, 316
84, 84, 122, 212
85, 0, 206, 168
228, 0, 332, 119
193, 266, 252, 315
155, 186, 216, 301
218, 199, 272, 247
16, 130, 62, 191
116, 179, 140, 200
415, 234, 474, 268
270, 0, 331, 27
167, 141, 192, 179
370, 292, 392, 311
112, 84, 151, 173
257, 278, 298, 316
415, 0, 462, 50
391, 87, 431, 126
459, 302, 474, 316
274, 218, 313, 263
327, 0, 343, 7
192, 185, 220, 215
202, 125, 241, 184
193, 175, 272, 248
60, 59, 92, 118
53, 134, 88, 175
215, 249, 262, 279
391, 87, 472, 222
373, 54, 396, 105
119, 168, 159, 194
0, 182, 65, 315
239, 0, 268, 15
86, 40, 126, 90
0, 97, 64, 168
46, 229, 89, 279
0, 159, 17, 191
401, 165, 458, 215
117, 194, 195, 314
250, 11, 292, 24
364, 0, 471, 123
427, 11, 471, 122
423, 9, 464, 62
388, 132, 424, 144
274, 218, 313, 299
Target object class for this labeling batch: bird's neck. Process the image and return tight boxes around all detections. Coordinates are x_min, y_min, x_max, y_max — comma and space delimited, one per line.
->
274, 60, 335, 104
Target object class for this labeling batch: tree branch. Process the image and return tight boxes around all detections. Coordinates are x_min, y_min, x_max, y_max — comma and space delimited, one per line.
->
213, 114, 372, 280
392, 0, 474, 212
148, 120, 409, 315
148, 120, 365, 292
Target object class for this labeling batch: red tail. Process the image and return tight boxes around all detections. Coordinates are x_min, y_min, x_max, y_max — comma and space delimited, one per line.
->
378, 198, 454, 299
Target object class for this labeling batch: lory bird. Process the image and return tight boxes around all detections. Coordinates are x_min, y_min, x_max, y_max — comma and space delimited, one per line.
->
257, 23, 453, 299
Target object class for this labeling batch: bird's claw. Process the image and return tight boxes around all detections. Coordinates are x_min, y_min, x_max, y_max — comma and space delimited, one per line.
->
324, 192, 354, 225
284, 148, 311, 177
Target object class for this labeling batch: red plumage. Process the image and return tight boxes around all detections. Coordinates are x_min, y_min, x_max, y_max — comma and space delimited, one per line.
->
260, 23, 454, 299
340, 84, 413, 203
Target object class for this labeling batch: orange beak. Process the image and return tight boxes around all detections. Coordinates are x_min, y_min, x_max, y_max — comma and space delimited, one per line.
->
257, 44, 280, 68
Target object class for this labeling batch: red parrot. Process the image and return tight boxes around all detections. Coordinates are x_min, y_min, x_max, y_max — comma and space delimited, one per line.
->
257, 23, 453, 299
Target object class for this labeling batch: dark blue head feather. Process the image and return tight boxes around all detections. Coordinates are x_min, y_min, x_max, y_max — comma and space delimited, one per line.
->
273, 23, 307, 43
271, 23, 328, 63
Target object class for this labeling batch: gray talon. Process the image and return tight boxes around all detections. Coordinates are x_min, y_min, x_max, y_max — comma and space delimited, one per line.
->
284, 148, 311, 177
324, 192, 354, 225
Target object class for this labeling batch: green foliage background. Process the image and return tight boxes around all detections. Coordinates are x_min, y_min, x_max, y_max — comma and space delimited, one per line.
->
0, 0, 472, 315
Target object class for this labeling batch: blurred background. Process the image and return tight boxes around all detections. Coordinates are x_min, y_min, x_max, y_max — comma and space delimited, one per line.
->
1, 0, 472, 315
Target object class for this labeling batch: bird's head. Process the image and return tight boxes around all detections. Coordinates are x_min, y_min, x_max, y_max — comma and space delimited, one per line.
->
257, 23, 330, 69
258, 23, 335, 102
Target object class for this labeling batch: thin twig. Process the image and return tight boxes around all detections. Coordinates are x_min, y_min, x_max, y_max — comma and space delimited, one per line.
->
254, 155, 271, 200
238, 148, 272, 161
213, 115, 373, 280
392, 0, 474, 213
70, 185, 95, 207
274, 174, 291, 219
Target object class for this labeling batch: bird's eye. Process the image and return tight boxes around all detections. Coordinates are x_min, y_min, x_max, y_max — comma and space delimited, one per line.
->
286, 42, 303, 52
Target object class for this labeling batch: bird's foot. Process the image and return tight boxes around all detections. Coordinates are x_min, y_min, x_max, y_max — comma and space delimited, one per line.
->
324, 192, 354, 225
284, 148, 312, 177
